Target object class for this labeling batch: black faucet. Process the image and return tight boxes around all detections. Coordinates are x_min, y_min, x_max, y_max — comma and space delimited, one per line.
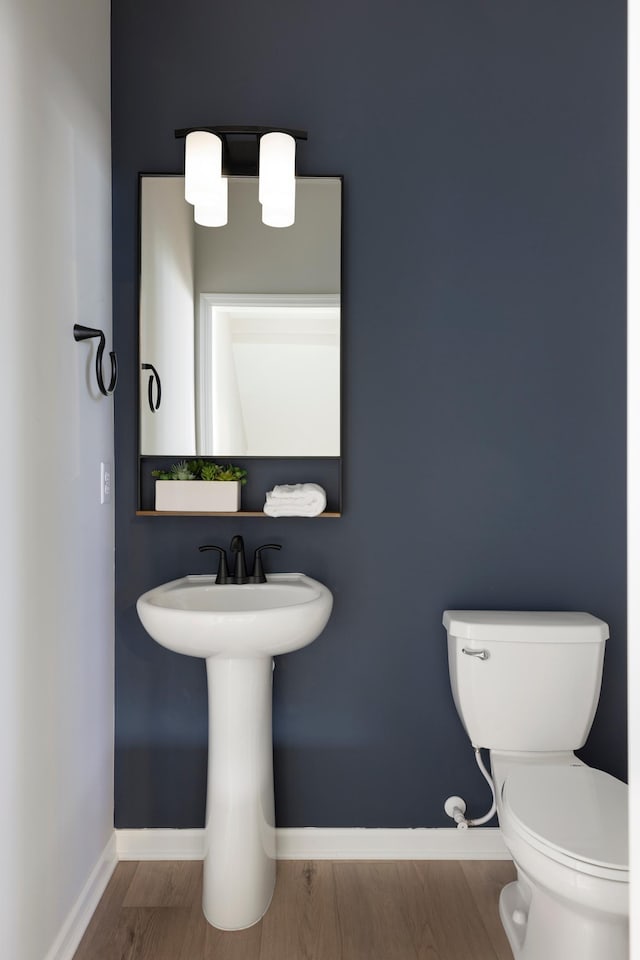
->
230, 535, 248, 584
199, 537, 281, 584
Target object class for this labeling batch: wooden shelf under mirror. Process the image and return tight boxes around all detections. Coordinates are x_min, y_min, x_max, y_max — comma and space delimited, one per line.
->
136, 510, 341, 518
138, 458, 342, 516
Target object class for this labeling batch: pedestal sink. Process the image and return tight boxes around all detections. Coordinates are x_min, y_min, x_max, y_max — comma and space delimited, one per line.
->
136, 573, 333, 930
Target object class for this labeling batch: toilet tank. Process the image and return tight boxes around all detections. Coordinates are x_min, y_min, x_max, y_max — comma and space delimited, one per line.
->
443, 611, 608, 752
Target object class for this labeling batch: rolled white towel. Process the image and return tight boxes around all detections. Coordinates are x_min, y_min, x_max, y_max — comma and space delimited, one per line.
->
267, 482, 326, 503
264, 504, 324, 517
263, 483, 326, 517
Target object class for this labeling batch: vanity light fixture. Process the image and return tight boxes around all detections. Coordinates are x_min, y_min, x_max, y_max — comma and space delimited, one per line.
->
175, 126, 307, 228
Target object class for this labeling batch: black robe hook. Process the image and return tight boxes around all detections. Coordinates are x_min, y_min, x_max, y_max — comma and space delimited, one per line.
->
141, 362, 162, 412
73, 325, 117, 396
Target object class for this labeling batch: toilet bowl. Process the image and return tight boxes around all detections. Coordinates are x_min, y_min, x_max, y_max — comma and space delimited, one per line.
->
443, 610, 629, 960
491, 753, 628, 960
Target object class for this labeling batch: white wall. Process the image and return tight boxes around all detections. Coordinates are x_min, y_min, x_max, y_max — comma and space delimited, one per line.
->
195, 177, 341, 294
140, 177, 196, 454
628, 4, 639, 958
233, 341, 340, 455
0, 2, 114, 958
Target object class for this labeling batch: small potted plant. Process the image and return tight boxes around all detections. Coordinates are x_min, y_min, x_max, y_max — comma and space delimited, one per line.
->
152, 460, 248, 512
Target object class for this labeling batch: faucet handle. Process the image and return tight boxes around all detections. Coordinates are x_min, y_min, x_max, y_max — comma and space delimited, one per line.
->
198, 544, 230, 584
249, 544, 281, 584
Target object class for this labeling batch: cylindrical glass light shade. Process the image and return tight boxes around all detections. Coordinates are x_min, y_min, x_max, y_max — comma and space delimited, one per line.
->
194, 177, 228, 227
261, 183, 296, 228
259, 132, 296, 227
185, 131, 223, 206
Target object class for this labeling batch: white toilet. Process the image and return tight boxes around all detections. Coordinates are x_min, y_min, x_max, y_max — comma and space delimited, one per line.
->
443, 610, 628, 960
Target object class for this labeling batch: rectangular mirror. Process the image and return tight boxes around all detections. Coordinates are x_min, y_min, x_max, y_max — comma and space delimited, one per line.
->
139, 175, 342, 458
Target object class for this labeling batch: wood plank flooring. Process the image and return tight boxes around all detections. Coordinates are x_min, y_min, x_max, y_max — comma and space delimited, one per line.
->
73, 859, 516, 960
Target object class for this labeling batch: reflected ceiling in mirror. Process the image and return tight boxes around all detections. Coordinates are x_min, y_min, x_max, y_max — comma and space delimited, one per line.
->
139, 175, 341, 458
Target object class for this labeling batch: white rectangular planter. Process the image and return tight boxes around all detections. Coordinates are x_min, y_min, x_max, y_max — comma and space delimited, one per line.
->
155, 480, 241, 512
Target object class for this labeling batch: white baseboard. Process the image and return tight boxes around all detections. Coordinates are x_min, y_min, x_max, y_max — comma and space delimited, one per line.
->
44, 832, 118, 960
116, 827, 509, 862
117, 828, 205, 861
277, 827, 509, 860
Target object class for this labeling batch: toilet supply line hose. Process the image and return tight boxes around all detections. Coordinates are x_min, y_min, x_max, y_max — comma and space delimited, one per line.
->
443, 747, 497, 829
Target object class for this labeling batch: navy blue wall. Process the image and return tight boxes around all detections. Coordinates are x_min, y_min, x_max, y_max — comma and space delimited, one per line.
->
112, 0, 627, 827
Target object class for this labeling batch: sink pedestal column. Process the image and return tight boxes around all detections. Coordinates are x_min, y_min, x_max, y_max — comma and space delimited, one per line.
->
203, 656, 276, 930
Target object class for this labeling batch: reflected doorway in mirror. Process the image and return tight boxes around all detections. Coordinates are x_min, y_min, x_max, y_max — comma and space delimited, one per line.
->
197, 294, 339, 457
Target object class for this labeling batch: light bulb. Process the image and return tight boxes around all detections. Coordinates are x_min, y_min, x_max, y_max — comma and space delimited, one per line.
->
185, 131, 223, 207
194, 177, 228, 227
259, 132, 296, 226
261, 181, 296, 228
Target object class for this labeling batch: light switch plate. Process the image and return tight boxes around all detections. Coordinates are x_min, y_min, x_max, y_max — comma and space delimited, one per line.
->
101, 461, 112, 504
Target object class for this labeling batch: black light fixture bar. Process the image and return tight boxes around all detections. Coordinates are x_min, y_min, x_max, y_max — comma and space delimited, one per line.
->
174, 126, 307, 140
174, 126, 307, 177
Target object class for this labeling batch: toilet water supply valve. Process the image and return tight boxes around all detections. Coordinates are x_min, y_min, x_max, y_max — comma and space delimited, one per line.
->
444, 747, 497, 829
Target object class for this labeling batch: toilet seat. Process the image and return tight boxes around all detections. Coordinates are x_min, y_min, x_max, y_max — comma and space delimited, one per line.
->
502, 764, 628, 881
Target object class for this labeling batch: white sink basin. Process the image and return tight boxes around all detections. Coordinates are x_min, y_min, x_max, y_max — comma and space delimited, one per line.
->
136, 573, 333, 658
136, 570, 333, 932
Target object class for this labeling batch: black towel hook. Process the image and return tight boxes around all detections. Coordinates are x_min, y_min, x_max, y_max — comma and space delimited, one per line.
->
73, 325, 117, 396
141, 362, 162, 412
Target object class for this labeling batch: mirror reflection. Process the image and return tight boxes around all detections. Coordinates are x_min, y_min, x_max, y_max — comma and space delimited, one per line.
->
139, 176, 341, 457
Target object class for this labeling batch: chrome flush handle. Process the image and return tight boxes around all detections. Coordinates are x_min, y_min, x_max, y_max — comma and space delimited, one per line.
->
462, 647, 489, 660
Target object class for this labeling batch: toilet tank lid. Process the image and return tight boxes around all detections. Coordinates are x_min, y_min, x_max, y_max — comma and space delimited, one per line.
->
442, 610, 609, 643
